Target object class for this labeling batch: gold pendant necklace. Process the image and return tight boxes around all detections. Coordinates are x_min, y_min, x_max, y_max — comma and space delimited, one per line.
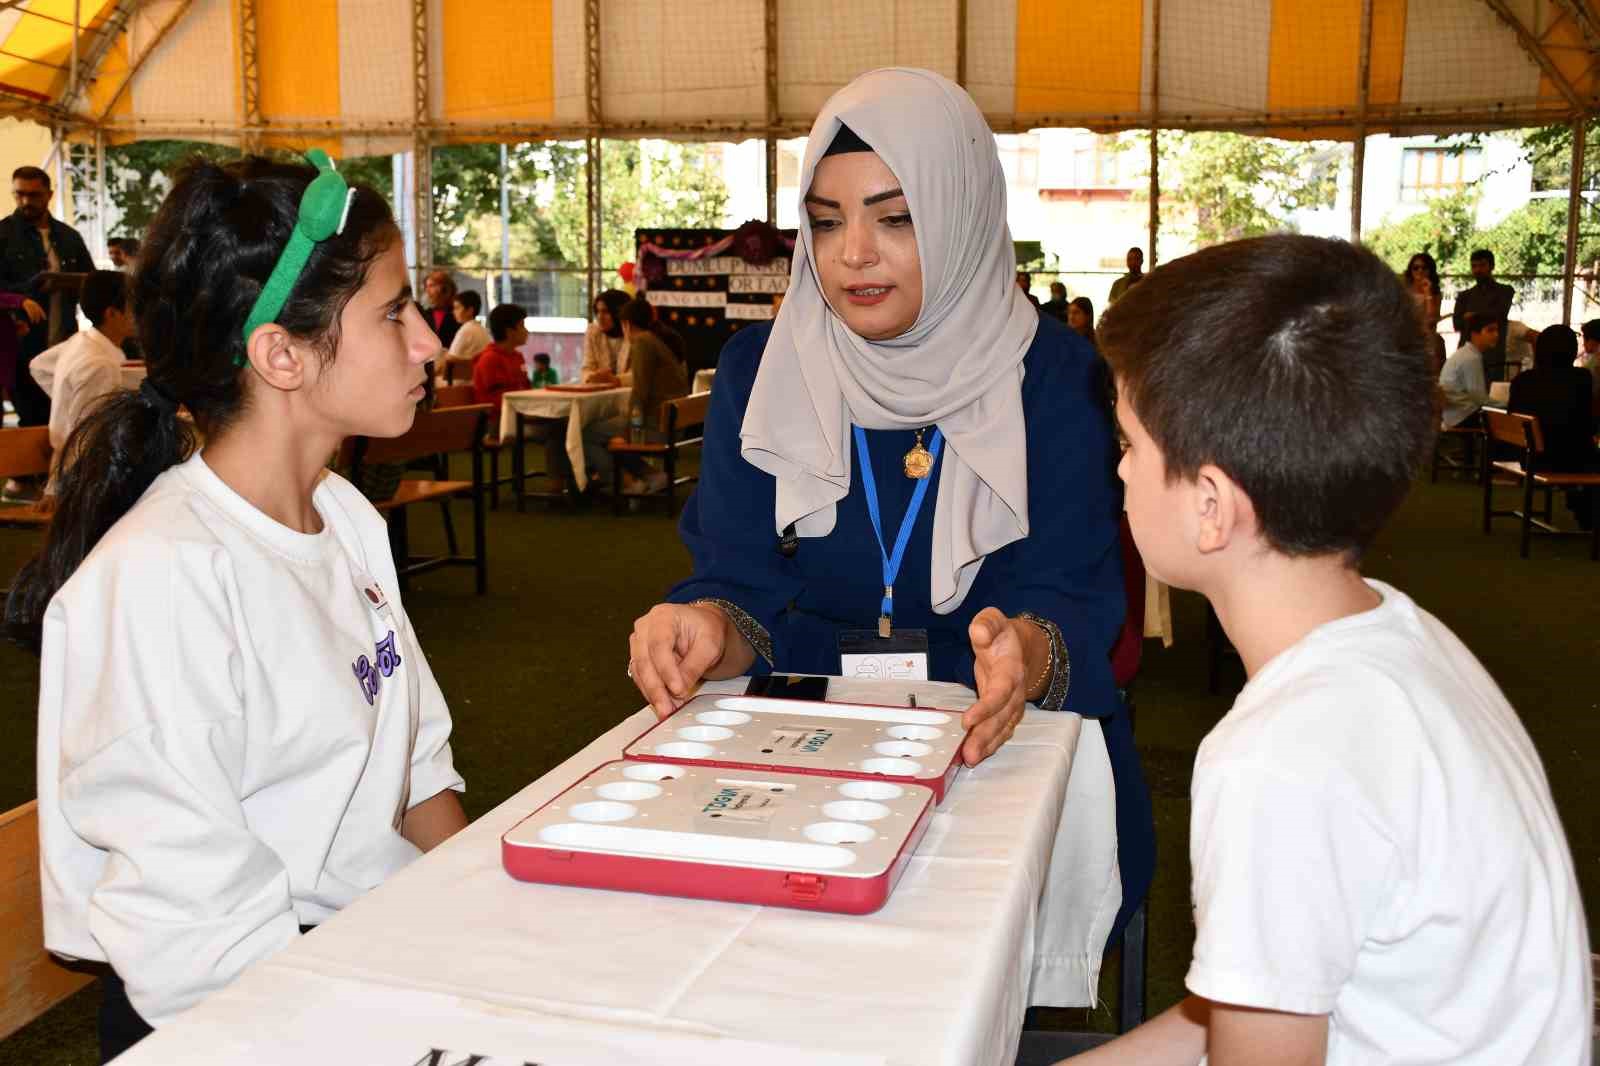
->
903, 428, 934, 480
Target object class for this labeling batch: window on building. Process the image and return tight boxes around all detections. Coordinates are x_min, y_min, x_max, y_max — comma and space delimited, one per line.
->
1016, 144, 1038, 187
1400, 146, 1483, 201
1069, 136, 1122, 188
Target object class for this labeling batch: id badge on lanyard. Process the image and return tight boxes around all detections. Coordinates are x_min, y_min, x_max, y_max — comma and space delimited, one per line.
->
837, 425, 942, 682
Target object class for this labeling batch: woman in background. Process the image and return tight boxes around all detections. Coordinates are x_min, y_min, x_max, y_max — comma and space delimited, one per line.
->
1068, 296, 1097, 349
582, 288, 631, 383
1509, 325, 1597, 529
1405, 252, 1446, 374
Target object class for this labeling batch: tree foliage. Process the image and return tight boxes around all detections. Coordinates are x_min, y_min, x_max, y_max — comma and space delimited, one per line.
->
94, 138, 732, 279
548, 140, 731, 270
1364, 186, 1600, 308
1520, 118, 1600, 193
1149, 131, 1342, 246
97, 140, 396, 240
1363, 189, 1481, 277
101, 139, 238, 237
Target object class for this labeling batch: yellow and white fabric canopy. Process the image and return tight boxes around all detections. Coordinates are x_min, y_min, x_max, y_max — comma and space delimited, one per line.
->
0, 0, 1594, 154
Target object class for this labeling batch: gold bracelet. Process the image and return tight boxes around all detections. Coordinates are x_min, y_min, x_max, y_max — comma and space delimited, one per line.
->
1022, 617, 1054, 698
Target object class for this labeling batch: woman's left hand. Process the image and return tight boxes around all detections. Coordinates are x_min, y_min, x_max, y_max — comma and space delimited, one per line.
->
960, 607, 1029, 766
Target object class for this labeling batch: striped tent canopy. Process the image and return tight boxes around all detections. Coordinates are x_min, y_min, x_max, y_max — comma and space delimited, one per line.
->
0, 0, 1595, 154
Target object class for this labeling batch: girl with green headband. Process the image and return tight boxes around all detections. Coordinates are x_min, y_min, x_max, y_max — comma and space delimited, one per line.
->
7, 154, 467, 1061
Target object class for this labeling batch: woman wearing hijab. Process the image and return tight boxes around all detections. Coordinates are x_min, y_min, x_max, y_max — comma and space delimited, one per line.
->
627, 68, 1149, 934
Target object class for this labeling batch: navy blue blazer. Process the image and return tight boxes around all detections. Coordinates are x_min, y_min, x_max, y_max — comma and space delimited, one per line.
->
669, 315, 1153, 944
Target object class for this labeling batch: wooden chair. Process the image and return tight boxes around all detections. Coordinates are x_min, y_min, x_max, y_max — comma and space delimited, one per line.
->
1, 801, 95, 1041
0, 426, 54, 529
349, 404, 490, 593
432, 383, 474, 409
1480, 409, 1600, 560
1431, 422, 1484, 483
432, 384, 522, 511
606, 391, 710, 515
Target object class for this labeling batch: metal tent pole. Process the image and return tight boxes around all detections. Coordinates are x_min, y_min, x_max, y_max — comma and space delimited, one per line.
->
764, 0, 778, 223
956, 0, 967, 87
1148, 0, 1160, 266
585, 0, 602, 304
1350, 0, 1373, 241
239, 0, 261, 152
1563, 117, 1587, 325
95, 130, 107, 259
411, 0, 433, 292
499, 142, 512, 303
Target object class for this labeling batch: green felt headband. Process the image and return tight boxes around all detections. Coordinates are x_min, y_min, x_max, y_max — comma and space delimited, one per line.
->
239, 148, 356, 360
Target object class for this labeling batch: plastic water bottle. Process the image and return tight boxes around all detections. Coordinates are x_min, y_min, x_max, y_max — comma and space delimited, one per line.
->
629, 410, 644, 444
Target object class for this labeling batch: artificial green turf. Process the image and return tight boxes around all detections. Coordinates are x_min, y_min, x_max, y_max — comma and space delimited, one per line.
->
1, 467, 1595, 1060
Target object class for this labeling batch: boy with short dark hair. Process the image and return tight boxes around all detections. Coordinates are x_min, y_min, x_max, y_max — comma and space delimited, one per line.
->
30, 269, 134, 492
1076, 234, 1589, 1066
530, 351, 558, 388
472, 302, 530, 414
1440, 311, 1497, 429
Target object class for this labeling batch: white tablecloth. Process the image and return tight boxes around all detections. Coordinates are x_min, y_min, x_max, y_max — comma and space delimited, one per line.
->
120, 363, 146, 391
499, 386, 629, 491
692, 368, 716, 394
115, 677, 1120, 1066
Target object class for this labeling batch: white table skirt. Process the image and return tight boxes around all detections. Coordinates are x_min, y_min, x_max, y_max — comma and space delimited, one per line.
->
115, 677, 1120, 1066
498, 386, 629, 491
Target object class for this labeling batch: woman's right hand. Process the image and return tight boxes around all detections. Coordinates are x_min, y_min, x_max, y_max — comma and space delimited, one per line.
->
629, 602, 734, 719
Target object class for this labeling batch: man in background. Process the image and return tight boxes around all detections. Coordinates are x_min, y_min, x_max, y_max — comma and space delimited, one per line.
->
1015, 271, 1041, 310
1450, 249, 1514, 383
1040, 281, 1069, 321
1108, 246, 1144, 304
0, 165, 94, 430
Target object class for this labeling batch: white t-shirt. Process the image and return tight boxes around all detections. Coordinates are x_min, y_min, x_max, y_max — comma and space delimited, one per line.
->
448, 319, 490, 363
36, 453, 464, 1026
1439, 342, 1488, 428
1187, 580, 1590, 1066
31, 326, 128, 486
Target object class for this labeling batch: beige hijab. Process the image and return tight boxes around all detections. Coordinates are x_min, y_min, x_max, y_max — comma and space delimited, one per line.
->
740, 67, 1038, 614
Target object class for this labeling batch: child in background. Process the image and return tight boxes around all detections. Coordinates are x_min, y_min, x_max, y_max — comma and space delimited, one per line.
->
1071, 234, 1590, 1066
472, 302, 531, 416
531, 351, 559, 388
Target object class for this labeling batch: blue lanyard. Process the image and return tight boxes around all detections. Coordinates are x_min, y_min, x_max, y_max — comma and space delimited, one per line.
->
853, 424, 943, 633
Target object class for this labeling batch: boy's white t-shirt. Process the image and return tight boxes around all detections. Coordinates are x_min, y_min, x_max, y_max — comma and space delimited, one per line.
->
1187, 580, 1590, 1066
448, 319, 490, 363
35, 453, 464, 1027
